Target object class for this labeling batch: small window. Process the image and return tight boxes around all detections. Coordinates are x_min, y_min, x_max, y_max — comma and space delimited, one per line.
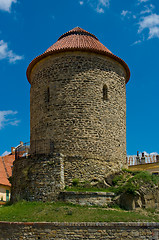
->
103, 84, 108, 101
47, 87, 50, 103
6, 190, 9, 201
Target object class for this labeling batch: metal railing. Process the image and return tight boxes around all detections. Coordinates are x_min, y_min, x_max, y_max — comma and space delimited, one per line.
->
30, 139, 54, 156
127, 154, 159, 166
15, 142, 30, 160
15, 139, 55, 160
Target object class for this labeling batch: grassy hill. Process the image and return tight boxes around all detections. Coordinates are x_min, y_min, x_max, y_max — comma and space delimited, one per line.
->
0, 201, 159, 222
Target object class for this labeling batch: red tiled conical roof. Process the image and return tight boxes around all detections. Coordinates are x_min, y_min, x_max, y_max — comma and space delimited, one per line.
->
27, 27, 130, 83
45, 27, 112, 54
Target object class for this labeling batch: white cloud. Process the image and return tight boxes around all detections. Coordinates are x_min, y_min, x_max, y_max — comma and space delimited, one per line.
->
121, 1, 159, 43
132, 39, 142, 45
97, 0, 109, 12
87, 0, 109, 13
0, 110, 20, 129
96, 6, 104, 13
148, 26, 159, 39
121, 10, 128, 17
10, 119, 20, 126
0, 40, 23, 63
138, 0, 149, 3
0, 0, 17, 12
140, 4, 155, 15
121, 10, 131, 17
1, 151, 11, 156
98, 0, 109, 7
138, 13, 159, 39
79, 1, 84, 5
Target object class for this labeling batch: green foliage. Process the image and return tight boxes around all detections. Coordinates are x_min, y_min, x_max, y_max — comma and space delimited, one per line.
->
4, 201, 13, 206
119, 181, 139, 195
66, 179, 111, 192
67, 171, 159, 197
112, 175, 124, 186
146, 208, 156, 214
65, 186, 110, 192
72, 178, 79, 186
122, 168, 141, 175
110, 170, 159, 196
133, 171, 159, 184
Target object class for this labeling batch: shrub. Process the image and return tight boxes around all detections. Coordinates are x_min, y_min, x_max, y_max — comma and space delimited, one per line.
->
133, 171, 159, 185
112, 175, 123, 186
72, 179, 79, 186
111, 170, 159, 196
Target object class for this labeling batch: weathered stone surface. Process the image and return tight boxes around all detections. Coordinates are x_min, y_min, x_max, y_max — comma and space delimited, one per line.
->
0, 222, 158, 240
12, 50, 128, 202
11, 154, 115, 204
11, 154, 64, 202
30, 51, 127, 182
116, 186, 159, 210
59, 191, 115, 206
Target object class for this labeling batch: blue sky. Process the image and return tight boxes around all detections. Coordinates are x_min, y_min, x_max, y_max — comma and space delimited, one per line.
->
0, 0, 159, 156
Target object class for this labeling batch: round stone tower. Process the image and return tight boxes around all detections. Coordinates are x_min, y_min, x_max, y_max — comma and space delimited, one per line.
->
27, 27, 130, 184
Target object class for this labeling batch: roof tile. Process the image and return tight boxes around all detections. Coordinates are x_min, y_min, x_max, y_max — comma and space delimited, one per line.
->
27, 27, 130, 83
0, 155, 14, 187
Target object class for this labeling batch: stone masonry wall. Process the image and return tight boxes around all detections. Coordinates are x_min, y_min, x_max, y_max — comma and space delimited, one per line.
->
11, 154, 64, 202
59, 191, 115, 206
0, 222, 158, 240
30, 51, 127, 182
11, 154, 115, 202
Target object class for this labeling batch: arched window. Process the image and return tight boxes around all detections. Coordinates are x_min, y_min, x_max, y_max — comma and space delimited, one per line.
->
103, 84, 108, 101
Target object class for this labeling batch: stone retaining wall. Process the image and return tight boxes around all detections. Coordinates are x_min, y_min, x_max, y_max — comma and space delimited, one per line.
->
11, 154, 116, 203
59, 191, 115, 206
0, 222, 158, 240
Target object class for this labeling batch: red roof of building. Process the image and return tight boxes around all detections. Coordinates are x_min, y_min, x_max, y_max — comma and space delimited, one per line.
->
27, 27, 130, 83
0, 155, 14, 187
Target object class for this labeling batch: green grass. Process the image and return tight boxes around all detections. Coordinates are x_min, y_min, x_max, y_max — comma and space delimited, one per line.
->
65, 186, 111, 192
0, 201, 159, 222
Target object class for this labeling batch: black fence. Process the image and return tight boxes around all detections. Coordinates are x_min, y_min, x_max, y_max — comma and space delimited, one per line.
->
30, 139, 54, 156
15, 139, 55, 160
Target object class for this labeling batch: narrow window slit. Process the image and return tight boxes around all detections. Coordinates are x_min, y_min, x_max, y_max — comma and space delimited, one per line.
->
47, 87, 50, 103
103, 84, 108, 101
